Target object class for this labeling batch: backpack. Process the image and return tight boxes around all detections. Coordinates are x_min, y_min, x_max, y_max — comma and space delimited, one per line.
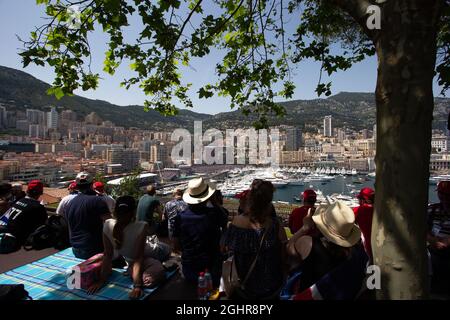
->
23, 224, 56, 251
0, 233, 20, 254
47, 215, 70, 250
0, 284, 32, 301
23, 215, 70, 251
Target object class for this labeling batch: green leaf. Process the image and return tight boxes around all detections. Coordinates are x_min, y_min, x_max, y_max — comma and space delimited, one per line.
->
47, 86, 64, 100
198, 87, 214, 99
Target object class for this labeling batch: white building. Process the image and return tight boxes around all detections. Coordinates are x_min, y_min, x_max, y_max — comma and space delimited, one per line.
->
430, 153, 450, 172
323, 115, 332, 137
431, 135, 449, 153
47, 107, 58, 129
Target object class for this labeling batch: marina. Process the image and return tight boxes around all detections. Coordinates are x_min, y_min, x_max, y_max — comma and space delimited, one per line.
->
214, 166, 443, 205
147, 165, 444, 205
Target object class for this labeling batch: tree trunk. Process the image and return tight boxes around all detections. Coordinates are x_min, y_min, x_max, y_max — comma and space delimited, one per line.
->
372, 0, 442, 299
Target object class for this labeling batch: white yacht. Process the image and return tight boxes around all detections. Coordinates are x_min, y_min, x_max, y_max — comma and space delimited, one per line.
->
267, 178, 288, 188
329, 194, 359, 208
288, 179, 305, 186
304, 174, 335, 182
430, 174, 450, 185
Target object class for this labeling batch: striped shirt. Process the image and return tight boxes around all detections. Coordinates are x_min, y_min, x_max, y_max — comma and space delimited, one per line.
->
428, 203, 450, 239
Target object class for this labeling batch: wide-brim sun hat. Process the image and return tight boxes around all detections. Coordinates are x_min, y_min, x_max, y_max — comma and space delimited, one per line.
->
183, 177, 216, 205
312, 200, 361, 247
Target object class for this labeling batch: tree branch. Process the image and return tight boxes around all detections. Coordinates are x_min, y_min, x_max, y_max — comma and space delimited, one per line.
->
328, 0, 376, 39
172, 0, 203, 50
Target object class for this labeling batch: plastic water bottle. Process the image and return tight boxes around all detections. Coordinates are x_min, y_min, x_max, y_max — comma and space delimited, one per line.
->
204, 269, 213, 299
197, 272, 207, 300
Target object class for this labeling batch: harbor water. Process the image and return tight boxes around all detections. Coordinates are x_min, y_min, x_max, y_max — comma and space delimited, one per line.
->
272, 175, 440, 204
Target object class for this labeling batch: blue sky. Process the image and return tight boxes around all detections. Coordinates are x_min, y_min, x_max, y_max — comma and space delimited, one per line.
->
0, 1, 444, 114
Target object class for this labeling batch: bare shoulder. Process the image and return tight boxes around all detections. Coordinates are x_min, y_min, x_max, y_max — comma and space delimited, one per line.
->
231, 215, 251, 228
293, 236, 313, 260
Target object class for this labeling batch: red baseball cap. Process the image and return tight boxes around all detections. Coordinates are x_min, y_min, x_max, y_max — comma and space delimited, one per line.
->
27, 180, 44, 194
303, 189, 317, 202
68, 182, 77, 190
234, 189, 250, 199
437, 181, 450, 195
357, 187, 375, 201
93, 181, 105, 194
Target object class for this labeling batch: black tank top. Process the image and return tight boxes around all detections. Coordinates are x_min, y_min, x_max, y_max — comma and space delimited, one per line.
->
298, 237, 347, 292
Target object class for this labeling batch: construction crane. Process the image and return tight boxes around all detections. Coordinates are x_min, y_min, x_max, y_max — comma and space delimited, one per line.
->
155, 161, 164, 184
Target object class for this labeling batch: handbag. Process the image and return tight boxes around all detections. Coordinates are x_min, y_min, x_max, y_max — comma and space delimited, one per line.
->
0, 284, 32, 300
222, 224, 270, 299
0, 233, 20, 254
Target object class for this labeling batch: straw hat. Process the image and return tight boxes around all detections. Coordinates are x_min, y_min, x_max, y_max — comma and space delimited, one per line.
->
312, 201, 361, 247
183, 177, 216, 205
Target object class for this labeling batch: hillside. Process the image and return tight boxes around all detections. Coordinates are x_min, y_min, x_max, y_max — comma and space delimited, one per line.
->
0, 65, 448, 132
0, 66, 211, 130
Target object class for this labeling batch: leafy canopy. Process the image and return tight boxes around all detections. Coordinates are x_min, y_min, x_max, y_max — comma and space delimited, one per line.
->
21, 0, 450, 128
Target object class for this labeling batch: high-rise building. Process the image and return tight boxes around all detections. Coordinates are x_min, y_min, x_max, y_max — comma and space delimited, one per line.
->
61, 109, 77, 122
337, 128, 346, 142
29, 124, 47, 139
150, 142, 168, 165
6, 111, 16, 128
323, 115, 332, 137
47, 107, 58, 129
16, 120, 30, 132
26, 109, 46, 125
0, 105, 6, 128
285, 127, 303, 151
373, 124, 377, 140
106, 147, 140, 173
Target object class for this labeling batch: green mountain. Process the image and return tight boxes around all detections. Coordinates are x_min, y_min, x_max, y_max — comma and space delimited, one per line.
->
0, 65, 211, 130
0, 65, 448, 132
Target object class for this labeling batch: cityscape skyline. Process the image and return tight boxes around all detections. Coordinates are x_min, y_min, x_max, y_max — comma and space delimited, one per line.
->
1, 103, 449, 188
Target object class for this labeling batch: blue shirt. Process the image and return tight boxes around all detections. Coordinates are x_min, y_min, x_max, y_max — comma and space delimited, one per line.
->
64, 193, 110, 252
173, 205, 226, 267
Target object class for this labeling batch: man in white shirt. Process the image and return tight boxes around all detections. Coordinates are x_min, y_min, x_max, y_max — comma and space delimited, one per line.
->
56, 182, 79, 216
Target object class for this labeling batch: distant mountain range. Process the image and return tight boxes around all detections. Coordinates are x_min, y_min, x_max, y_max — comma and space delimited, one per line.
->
0, 65, 448, 132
